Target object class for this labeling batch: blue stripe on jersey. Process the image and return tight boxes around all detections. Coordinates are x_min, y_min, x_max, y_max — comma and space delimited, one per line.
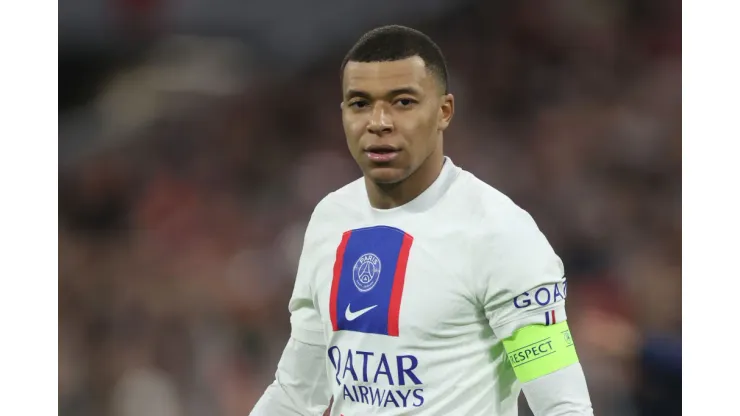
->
334, 226, 408, 336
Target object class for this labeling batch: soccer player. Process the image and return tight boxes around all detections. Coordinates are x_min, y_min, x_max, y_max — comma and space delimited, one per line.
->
250, 25, 594, 415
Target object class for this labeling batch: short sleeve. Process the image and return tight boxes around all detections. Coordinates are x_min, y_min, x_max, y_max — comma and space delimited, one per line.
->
288, 204, 330, 346
478, 208, 568, 340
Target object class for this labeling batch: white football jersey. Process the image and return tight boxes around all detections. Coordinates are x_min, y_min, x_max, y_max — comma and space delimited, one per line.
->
289, 158, 568, 416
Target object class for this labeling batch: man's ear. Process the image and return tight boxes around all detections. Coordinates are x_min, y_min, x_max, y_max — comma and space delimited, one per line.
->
438, 94, 455, 131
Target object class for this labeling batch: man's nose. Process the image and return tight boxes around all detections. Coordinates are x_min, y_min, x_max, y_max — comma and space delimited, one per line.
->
367, 104, 394, 135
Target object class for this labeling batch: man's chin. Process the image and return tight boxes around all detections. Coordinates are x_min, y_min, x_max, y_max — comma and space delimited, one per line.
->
365, 165, 407, 185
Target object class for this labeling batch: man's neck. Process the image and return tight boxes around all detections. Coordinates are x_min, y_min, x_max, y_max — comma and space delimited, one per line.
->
365, 147, 445, 210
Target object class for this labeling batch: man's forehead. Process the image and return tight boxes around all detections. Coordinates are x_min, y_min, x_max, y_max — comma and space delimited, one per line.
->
342, 56, 432, 92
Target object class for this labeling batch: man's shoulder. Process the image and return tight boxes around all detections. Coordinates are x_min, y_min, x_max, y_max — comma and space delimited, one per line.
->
457, 170, 561, 284
452, 169, 533, 233
308, 177, 366, 225
450, 169, 557, 269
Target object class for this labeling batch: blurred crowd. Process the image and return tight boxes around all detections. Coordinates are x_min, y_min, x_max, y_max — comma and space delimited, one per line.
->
58, 1, 681, 415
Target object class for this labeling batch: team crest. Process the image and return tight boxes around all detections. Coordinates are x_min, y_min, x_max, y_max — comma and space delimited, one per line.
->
329, 226, 414, 336
352, 253, 382, 292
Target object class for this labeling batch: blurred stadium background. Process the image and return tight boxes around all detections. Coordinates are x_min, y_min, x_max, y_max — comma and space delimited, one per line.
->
58, 1, 681, 415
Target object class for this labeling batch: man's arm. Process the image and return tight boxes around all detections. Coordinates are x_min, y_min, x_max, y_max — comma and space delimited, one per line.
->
478, 207, 593, 415
251, 206, 333, 415
521, 362, 592, 415
250, 337, 330, 416
501, 322, 593, 415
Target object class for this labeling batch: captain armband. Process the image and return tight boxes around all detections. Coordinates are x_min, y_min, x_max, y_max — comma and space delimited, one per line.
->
502, 321, 579, 383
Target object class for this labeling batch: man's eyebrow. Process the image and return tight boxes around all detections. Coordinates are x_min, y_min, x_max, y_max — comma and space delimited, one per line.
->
345, 89, 371, 100
387, 87, 421, 97
344, 87, 422, 100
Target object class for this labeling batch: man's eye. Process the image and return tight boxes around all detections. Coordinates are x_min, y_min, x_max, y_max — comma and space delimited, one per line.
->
396, 98, 415, 107
349, 101, 368, 108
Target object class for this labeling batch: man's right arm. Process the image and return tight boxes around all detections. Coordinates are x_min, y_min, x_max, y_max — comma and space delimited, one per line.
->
249, 336, 330, 415
250, 205, 333, 415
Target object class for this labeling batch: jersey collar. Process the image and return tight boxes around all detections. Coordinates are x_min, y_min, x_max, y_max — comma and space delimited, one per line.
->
367, 156, 460, 215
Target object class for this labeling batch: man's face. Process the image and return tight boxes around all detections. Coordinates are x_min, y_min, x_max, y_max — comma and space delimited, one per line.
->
341, 56, 454, 184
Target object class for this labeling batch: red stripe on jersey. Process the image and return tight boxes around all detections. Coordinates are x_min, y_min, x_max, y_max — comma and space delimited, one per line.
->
551, 310, 556, 324
330, 231, 352, 331
387, 234, 413, 337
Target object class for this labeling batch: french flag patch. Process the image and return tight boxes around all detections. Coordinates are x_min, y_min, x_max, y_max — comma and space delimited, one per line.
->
544, 309, 557, 326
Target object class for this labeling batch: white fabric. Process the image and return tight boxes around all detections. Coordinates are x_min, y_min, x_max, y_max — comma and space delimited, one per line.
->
250, 337, 331, 416
252, 158, 592, 415
522, 363, 594, 416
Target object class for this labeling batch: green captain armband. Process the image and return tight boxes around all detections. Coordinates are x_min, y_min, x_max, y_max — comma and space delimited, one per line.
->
502, 321, 579, 383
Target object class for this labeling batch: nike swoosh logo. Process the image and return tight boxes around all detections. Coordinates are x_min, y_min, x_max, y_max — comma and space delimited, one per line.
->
345, 304, 378, 321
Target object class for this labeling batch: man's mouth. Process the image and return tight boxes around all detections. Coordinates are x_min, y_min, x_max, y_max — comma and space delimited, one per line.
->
364, 145, 400, 162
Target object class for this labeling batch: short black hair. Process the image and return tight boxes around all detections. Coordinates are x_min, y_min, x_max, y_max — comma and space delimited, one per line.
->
341, 25, 449, 94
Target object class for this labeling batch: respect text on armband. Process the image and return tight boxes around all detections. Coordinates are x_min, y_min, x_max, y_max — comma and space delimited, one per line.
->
328, 346, 425, 409
507, 337, 556, 367
513, 280, 567, 309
